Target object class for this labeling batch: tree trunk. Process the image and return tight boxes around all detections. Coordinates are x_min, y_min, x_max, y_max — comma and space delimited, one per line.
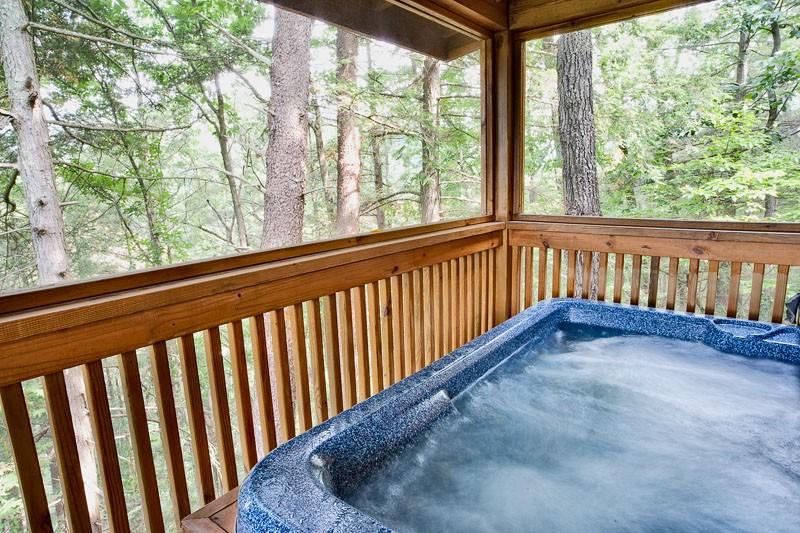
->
213, 72, 249, 248
557, 31, 601, 298
334, 29, 361, 236
366, 43, 385, 230
735, 27, 750, 100
371, 133, 386, 230
261, 8, 312, 248
310, 92, 335, 220
0, 1, 101, 530
420, 58, 441, 224
764, 19, 782, 217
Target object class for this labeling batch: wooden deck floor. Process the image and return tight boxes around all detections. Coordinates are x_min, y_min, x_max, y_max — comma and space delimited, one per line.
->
181, 488, 238, 532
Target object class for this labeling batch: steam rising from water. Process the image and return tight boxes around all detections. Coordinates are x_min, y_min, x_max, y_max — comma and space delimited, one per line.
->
346, 329, 800, 532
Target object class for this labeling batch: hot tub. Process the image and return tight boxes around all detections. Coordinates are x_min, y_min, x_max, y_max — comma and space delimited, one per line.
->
236, 299, 800, 533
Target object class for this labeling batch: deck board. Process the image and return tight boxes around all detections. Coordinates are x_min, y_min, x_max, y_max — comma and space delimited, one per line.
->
181, 488, 238, 533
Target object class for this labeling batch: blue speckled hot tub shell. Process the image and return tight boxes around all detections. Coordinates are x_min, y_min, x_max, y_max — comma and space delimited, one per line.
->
236, 299, 800, 533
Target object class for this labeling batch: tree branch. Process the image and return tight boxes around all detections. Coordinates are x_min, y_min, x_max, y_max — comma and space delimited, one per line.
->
47, 119, 191, 133
197, 14, 271, 65
25, 22, 183, 57
49, 0, 152, 42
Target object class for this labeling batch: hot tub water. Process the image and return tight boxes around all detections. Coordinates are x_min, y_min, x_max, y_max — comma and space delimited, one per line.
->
346, 327, 800, 533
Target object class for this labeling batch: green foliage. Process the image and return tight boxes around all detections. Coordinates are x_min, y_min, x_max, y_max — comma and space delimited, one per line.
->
524, 1, 800, 222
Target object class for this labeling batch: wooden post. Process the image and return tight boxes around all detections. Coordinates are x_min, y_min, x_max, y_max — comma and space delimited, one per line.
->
491, 31, 522, 325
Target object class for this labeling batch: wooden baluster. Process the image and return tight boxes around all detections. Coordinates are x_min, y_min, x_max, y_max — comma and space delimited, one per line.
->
269, 309, 295, 441
727, 262, 742, 318
468, 253, 481, 332
178, 335, 216, 502
524, 246, 534, 308
288, 303, 312, 431
552, 248, 562, 298
566, 250, 577, 298
248, 317, 278, 454
538, 248, 548, 302
202, 328, 238, 490
488, 248, 496, 330
510, 247, 521, 313
465, 257, 475, 340
227, 321, 258, 469
412, 270, 424, 371
479, 252, 488, 335
83, 361, 129, 532
321, 296, 343, 416
581, 251, 592, 300
596, 252, 608, 302
748, 264, 765, 321
378, 279, 394, 388
666, 258, 679, 311
433, 263, 443, 359
389, 277, 404, 384
613, 253, 625, 304
352, 287, 370, 402
335, 292, 356, 408
450, 259, 459, 349
306, 299, 328, 424
0, 384, 53, 532
772, 265, 790, 324
401, 272, 414, 378
442, 262, 451, 354
366, 282, 384, 395
686, 258, 700, 313
43, 371, 92, 533
149, 341, 191, 523
630, 255, 642, 306
705, 260, 719, 316
422, 267, 433, 366
119, 351, 164, 531
648, 256, 661, 308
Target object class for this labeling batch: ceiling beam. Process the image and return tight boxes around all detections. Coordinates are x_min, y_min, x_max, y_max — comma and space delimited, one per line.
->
510, 0, 712, 36
262, 0, 484, 61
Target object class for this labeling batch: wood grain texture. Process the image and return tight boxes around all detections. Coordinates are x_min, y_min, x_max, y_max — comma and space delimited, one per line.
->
748, 264, 765, 322
288, 303, 312, 431
351, 287, 370, 402
705, 260, 719, 316
227, 321, 258, 469
306, 299, 329, 424
321, 296, 343, 416
43, 372, 92, 533
149, 341, 191, 523
0, 384, 53, 532
203, 328, 238, 490
178, 334, 217, 502
118, 351, 163, 531
83, 361, 129, 532
336, 292, 357, 409
249, 316, 278, 453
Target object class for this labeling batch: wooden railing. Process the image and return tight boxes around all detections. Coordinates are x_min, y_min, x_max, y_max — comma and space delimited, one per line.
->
0, 222, 502, 532
508, 221, 800, 323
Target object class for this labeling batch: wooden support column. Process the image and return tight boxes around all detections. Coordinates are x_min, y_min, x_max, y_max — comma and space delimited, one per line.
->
491, 30, 522, 325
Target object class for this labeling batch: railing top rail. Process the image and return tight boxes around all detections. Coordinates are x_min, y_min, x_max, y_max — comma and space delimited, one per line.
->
0, 216, 493, 316
0, 222, 503, 387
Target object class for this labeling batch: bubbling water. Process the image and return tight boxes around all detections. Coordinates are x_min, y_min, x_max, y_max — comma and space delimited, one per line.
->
345, 328, 800, 533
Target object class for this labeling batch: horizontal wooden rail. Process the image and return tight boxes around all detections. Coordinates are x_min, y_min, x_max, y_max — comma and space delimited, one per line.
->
0, 215, 494, 316
0, 222, 501, 532
508, 221, 800, 323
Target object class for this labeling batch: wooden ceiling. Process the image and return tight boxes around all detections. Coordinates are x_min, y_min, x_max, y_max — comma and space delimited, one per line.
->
509, 0, 712, 37
262, 0, 709, 60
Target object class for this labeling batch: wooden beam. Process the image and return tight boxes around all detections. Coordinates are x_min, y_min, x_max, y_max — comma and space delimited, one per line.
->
0, 225, 503, 387
400, 0, 507, 31
0, 215, 492, 316
262, 0, 483, 61
511, 0, 712, 35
